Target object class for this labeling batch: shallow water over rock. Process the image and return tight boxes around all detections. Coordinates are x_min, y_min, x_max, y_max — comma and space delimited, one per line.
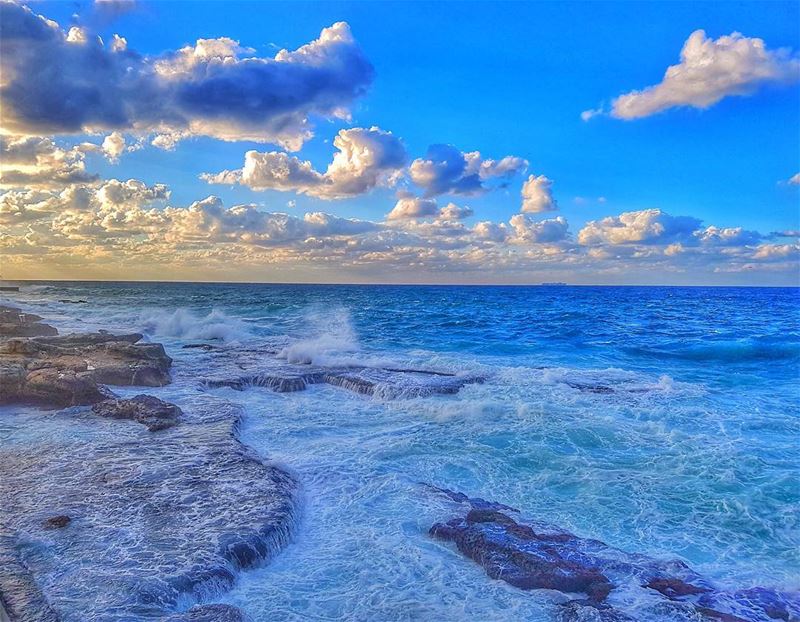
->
0, 396, 296, 621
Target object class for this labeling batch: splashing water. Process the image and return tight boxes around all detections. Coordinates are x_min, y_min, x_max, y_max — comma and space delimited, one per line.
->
1, 282, 798, 621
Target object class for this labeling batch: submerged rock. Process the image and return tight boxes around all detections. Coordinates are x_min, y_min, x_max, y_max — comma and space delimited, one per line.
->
0, 305, 58, 338
91, 395, 182, 431
428, 488, 800, 622
0, 397, 296, 620
431, 509, 614, 602
0, 331, 172, 407
42, 515, 71, 529
203, 364, 484, 399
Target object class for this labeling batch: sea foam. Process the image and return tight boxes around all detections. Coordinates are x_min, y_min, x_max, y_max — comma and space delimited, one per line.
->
139, 308, 251, 342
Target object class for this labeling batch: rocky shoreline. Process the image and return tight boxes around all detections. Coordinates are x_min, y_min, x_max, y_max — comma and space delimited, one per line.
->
428, 487, 800, 622
0, 305, 297, 621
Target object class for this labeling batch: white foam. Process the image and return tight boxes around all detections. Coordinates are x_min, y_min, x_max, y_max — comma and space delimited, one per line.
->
139, 308, 251, 342
278, 307, 362, 366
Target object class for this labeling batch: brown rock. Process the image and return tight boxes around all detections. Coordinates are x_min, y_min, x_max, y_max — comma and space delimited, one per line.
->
43, 515, 71, 529
91, 395, 182, 431
0, 326, 172, 407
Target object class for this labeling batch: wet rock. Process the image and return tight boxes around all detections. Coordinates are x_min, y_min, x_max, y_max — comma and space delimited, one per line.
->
0, 331, 172, 407
645, 577, 710, 598
0, 397, 296, 620
203, 364, 484, 399
165, 603, 246, 622
43, 515, 71, 529
430, 509, 614, 602
92, 395, 182, 431
0, 528, 60, 622
428, 488, 800, 622
0, 305, 58, 338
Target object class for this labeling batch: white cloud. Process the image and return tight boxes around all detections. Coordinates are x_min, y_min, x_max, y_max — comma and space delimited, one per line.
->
521, 174, 557, 213
0, 4, 373, 149
0, 135, 98, 188
509, 214, 569, 243
437, 203, 473, 221
610, 30, 800, 119
387, 196, 439, 220
695, 225, 762, 246
788, 173, 800, 185
101, 132, 127, 162
409, 144, 527, 197
202, 127, 406, 199
578, 209, 701, 245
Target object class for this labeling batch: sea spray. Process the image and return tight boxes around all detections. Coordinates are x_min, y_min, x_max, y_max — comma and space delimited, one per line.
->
139, 308, 252, 342
278, 307, 361, 366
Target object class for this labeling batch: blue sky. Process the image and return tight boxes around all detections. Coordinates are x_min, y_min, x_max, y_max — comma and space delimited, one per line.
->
2, 0, 799, 283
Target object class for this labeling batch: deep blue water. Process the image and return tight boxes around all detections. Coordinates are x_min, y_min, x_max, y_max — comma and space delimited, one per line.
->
2, 283, 798, 620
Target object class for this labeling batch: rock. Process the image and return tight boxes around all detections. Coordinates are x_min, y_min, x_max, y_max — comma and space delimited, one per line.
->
92, 395, 182, 431
21, 367, 111, 406
165, 604, 246, 622
645, 577, 711, 598
0, 331, 172, 407
428, 488, 800, 622
0, 398, 296, 620
430, 509, 614, 602
0, 305, 58, 338
43, 515, 71, 529
203, 365, 484, 399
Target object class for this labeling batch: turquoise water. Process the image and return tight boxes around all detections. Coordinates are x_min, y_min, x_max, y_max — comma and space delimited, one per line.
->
3, 283, 799, 620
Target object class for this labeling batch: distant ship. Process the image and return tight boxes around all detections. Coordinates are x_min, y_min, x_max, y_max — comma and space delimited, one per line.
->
540, 282, 567, 286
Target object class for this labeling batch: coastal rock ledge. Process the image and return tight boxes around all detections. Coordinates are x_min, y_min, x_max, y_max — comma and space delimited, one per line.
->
0, 398, 296, 621
0, 309, 173, 407
429, 487, 800, 622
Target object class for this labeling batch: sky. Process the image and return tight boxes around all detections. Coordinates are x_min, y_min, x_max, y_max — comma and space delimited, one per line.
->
1, 0, 798, 285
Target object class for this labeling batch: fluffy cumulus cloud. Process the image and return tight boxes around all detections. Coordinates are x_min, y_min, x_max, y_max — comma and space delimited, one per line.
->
2, 178, 795, 282
0, 3, 373, 149
0, 135, 100, 188
593, 30, 800, 120
521, 174, 557, 213
578, 209, 701, 245
409, 144, 527, 197
202, 127, 406, 199
509, 214, 569, 243
387, 196, 439, 220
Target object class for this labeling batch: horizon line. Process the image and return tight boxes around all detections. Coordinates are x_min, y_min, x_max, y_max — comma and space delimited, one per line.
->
2, 278, 798, 289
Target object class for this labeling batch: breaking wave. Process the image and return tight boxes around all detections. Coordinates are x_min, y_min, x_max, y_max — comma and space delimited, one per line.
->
139, 308, 252, 342
278, 307, 362, 366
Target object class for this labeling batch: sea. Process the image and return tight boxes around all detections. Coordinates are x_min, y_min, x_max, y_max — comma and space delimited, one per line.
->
1, 282, 798, 621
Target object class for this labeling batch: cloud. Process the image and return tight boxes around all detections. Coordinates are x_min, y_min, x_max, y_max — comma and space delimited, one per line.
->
695, 225, 762, 246
788, 173, 800, 185
202, 127, 406, 199
101, 132, 127, 162
387, 196, 439, 220
1, 175, 792, 282
509, 214, 569, 243
0, 3, 373, 149
606, 30, 800, 119
409, 144, 527, 197
578, 209, 701, 245
521, 174, 557, 213
437, 203, 473, 221
0, 135, 99, 188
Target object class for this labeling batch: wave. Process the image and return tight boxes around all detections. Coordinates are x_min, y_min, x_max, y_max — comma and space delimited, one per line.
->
278, 307, 362, 366
139, 308, 252, 342
626, 337, 800, 363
